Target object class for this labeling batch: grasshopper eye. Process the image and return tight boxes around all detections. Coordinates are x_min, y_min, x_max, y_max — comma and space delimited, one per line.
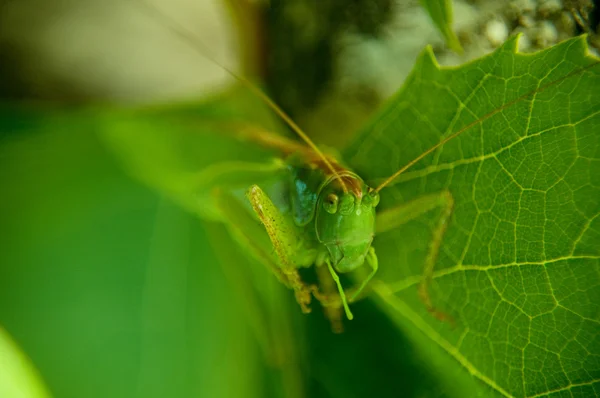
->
339, 194, 355, 215
369, 190, 380, 208
323, 193, 339, 214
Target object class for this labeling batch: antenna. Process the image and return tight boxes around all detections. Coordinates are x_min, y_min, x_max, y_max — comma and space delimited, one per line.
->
375, 59, 600, 192
132, 0, 348, 192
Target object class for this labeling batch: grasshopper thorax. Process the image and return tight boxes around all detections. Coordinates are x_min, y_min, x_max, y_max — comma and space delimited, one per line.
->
315, 173, 379, 273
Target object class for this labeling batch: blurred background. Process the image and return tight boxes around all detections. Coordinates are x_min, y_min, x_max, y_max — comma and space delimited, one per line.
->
1, 1, 599, 397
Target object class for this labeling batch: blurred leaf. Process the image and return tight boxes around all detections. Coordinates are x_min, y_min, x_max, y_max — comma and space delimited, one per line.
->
96, 86, 308, 397
420, 0, 463, 53
345, 36, 600, 396
0, 326, 52, 398
0, 114, 269, 398
99, 85, 286, 219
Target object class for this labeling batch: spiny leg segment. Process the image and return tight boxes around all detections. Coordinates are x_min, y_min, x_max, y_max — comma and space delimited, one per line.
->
210, 165, 317, 314
246, 184, 317, 313
419, 191, 454, 323
376, 190, 455, 322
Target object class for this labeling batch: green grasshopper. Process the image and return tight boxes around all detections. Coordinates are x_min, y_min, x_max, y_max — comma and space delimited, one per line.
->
128, 0, 600, 332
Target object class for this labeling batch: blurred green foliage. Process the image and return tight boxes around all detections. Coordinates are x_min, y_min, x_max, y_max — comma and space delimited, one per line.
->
419, 0, 463, 53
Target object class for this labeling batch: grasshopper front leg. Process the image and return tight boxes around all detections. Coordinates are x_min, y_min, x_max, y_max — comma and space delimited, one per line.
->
313, 263, 345, 333
376, 190, 454, 323
246, 185, 319, 313
206, 161, 318, 314
311, 249, 377, 332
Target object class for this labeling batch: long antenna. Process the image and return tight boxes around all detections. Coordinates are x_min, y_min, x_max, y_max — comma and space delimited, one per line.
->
375, 59, 600, 192
132, 0, 348, 192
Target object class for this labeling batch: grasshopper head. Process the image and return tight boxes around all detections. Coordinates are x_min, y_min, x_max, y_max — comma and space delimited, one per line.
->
315, 176, 379, 273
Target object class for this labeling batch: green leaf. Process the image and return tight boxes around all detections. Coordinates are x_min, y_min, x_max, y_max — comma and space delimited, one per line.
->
0, 121, 274, 398
0, 327, 52, 398
420, 0, 463, 53
345, 36, 600, 397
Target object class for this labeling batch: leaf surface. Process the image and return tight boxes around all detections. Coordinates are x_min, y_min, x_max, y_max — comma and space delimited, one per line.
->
344, 36, 600, 397
0, 118, 278, 398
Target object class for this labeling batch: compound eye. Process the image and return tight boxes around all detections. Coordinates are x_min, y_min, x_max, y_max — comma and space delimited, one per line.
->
323, 193, 339, 214
339, 194, 355, 215
369, 190, 380, 208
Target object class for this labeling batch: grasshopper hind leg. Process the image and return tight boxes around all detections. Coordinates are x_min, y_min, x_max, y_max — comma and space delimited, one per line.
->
376, 190, 455, 324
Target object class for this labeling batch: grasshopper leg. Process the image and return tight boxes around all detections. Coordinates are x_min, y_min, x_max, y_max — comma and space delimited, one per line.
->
246, 184, 317, 313
214, 186, 315, 313
312, 249, 377, 331
376, 190, 455, 323
313, 264, 345, 333
350, 246, 378, 302
325, 260, 353, 321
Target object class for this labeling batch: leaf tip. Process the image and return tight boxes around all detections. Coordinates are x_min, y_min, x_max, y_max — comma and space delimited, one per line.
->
501, 34, 521, 53
420, 45, 442, 71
